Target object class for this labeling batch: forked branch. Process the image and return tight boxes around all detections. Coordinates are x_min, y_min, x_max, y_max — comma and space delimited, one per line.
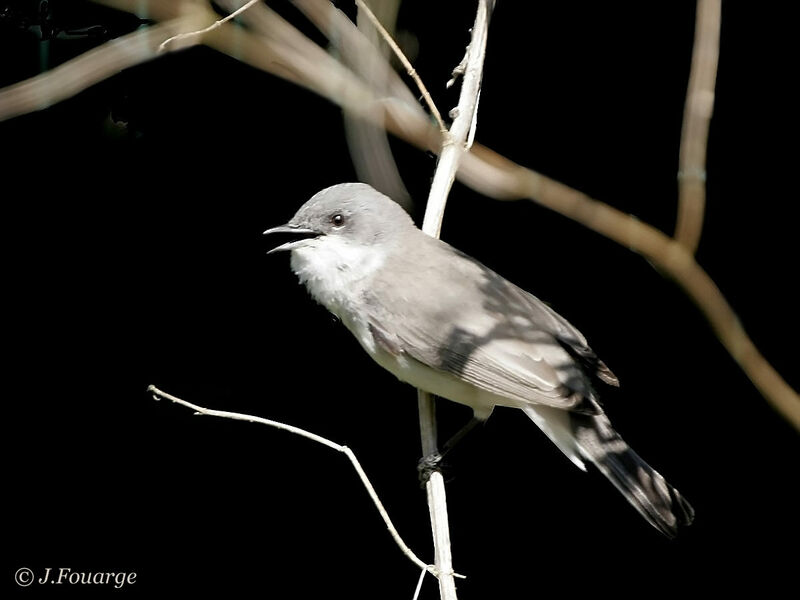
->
146, 385, 441, 581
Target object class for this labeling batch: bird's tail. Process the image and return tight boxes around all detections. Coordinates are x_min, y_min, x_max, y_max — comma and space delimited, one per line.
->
570, 412, 695, 538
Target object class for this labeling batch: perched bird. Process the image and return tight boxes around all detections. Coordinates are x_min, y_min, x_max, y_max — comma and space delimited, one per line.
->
265, 182, 694, 538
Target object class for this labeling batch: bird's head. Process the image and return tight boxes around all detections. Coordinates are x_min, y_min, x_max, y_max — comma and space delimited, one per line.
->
264, 182, 414, 255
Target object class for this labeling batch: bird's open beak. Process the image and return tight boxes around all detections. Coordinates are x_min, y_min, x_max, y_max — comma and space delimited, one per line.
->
263, 225, 321, 254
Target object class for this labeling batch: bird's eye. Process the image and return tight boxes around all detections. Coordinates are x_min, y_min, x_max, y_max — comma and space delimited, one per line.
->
330, 213, 345, 227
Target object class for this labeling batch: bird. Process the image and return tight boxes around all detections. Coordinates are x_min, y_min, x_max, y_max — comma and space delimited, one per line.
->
264, 182, 694, 538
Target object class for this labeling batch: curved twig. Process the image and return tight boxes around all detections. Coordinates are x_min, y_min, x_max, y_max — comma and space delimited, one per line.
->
158, 0, 260, 51
460, 146, 800, 430
354, 0, 447, 134
146, 385, 442, 578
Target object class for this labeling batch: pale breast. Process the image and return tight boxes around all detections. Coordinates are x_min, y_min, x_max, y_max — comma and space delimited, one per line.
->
290, 237, 386, 322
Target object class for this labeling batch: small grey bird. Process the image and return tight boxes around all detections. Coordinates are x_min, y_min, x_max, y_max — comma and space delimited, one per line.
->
265, 182, 694, 538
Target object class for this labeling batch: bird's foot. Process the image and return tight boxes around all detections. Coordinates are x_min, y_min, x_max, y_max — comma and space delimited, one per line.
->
417, 452, 443, 485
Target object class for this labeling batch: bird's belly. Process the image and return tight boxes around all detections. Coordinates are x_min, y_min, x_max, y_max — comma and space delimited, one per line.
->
369, 345, 509, 420
339, 309, 516, 420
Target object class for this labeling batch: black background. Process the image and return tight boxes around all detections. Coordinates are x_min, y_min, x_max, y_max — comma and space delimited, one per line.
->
3, 1, 798, 598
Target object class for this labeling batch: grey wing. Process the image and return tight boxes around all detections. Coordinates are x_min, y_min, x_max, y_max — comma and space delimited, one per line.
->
369, 315, 599, 414
365, 241, 608, 413
448, 241, 618, 388
509, 283, 619, 388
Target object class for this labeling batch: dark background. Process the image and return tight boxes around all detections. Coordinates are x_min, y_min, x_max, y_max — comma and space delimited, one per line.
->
3, 1, 797, 597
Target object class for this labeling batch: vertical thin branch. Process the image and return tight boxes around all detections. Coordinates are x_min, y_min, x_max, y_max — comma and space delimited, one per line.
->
417, 3, 493, 600
422, 0, 491, 238
674, 0, 721, 252
416, 390, 456, 599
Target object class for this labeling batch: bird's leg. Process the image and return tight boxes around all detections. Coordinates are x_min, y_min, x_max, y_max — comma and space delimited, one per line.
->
440, 416, 482, 457
417, 416, 482, 483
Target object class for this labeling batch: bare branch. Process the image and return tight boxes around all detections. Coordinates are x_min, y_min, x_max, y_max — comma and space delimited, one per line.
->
416, 3, 493, 600
413, 567, 428, 600
422, 0, 492, 238
354, 0, 447, 133
347, 0, 412, 207
146, 385, 441, 578
675, 0, 722, 252
158, 0, 260, 52
0, 16, 199, 121
290, 0, 420, 109
415, 390, 455, 599
460, 146, 800, 430
288, 0, 413, 208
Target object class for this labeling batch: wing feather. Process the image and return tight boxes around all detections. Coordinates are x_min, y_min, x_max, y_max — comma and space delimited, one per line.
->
364, 235, 611, 414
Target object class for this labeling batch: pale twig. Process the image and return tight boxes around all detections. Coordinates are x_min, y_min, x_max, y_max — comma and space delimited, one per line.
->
146, 385, 439, 577
423, 0, 492, 238
415, 390, 455, 600
675, 0, 722, 252
415, 3, 493, 600
354, 0, 447, 133
290, 0, 420, 109
412, 567, 427, 600
158, 0, 260, 52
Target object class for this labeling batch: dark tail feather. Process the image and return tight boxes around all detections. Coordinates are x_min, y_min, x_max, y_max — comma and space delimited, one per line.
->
572, 413, 695, 538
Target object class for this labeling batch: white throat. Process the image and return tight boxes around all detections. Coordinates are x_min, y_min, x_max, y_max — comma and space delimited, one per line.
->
289, 236, 386, 323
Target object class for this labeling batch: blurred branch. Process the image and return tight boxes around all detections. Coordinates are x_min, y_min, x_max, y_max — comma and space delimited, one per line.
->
0, 14, 200, 122
460, 146, 800, 430
354, 0, 446, 133
291, 0, 419, 108
146, 385, 441, 579
674, 0, 721, 252
295, 0, 413, 208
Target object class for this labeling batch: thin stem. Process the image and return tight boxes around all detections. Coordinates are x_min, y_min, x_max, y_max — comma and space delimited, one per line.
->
422, 0, 491, 238
354, 0, 447, 133
674, 0, 721, 252
146, 385, 441, 577
416, 3, 493, 600
412, 567, 428, 600
159, 0, 261, 52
